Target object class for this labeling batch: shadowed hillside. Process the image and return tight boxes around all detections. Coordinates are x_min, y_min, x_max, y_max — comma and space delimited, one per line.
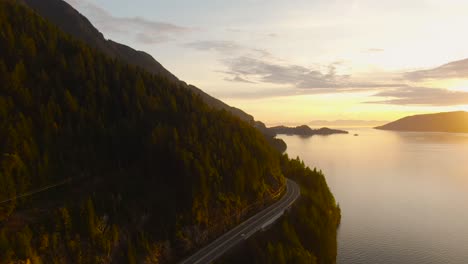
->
22, 0, 252, 122
0, 1, 337, 263
22, 0, 286, 152
0, 2, 284, 262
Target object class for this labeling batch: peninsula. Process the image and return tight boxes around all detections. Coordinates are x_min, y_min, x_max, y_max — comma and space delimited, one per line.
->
376, 111, 468, 133
269, 125, 349, 136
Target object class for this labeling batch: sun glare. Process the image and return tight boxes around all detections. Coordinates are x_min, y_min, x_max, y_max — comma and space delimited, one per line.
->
426, 79, 468, 92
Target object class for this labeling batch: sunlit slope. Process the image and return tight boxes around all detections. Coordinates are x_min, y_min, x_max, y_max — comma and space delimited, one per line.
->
376, 111, 468, 133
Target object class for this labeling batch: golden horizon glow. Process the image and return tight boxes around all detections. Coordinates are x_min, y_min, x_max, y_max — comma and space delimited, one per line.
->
68, 0, 468, 123
226, 93, 467, 126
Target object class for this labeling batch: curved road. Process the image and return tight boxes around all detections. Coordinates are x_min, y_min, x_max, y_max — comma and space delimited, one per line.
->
180, 179, 301, 264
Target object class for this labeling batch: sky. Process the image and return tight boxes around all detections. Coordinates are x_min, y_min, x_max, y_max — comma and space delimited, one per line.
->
65, 0, 468, 125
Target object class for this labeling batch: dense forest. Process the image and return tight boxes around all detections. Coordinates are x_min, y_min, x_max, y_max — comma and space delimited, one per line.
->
0, 1, 339, 263
21, 0, 287, 153
217, 155, 341, 264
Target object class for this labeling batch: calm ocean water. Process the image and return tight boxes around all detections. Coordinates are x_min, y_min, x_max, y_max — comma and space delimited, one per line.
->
280, 128, 468, 264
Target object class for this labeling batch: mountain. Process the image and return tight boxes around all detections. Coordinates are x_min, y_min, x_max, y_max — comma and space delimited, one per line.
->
21, 0, 288, 152
0, 1, 338, 263
20, 0, 177, 81
269, 125, 349, 136
375, 111, 468, 133
0, 2, 283, 262
21, 0, 254, 123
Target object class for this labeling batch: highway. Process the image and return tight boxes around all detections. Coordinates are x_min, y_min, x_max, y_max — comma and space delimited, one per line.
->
180, 179, 301, 264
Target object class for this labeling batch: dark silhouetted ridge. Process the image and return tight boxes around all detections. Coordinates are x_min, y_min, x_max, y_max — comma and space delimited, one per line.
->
269, 125, 349, 136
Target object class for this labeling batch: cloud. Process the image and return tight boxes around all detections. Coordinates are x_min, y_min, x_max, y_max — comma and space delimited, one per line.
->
223, 56, 339, 88
184, 40, 272, 59
223, 56, 400, 90
405, 58, 468, 81
185, 41, 243, 53
368, 86, 468, 106
224, 28, 278, 38
225, 28, 242, 33
365, 48, 384, 53
214, 87, 309, 100
185, 40, 383, 91
224, 75, 256, 84
65, 0, 191, 44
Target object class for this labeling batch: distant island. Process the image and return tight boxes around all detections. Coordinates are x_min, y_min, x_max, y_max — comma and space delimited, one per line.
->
375, 111, 468, 133
269, 125, 349, 136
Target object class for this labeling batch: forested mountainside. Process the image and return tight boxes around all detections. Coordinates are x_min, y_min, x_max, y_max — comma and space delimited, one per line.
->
218, 156, 341, 264
22, 0, 252, 123
0, 1, 339, 263
0, 2, 284, 262
22, 0, 287, 152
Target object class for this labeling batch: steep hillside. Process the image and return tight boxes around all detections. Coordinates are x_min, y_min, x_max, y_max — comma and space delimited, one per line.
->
0, 1, 340, 263
376, 111, 468, 133
0, 2, 284, 262
21, 0, 291, 153
217, 156, 341, 264
21, 0, 255, 123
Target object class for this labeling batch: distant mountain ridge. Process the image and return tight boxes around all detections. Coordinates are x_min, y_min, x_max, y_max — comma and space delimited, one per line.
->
376, 111, 468, 133
269, 125, 349, 136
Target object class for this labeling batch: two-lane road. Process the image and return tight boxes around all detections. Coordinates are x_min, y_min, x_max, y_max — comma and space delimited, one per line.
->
180, 179, 301, 264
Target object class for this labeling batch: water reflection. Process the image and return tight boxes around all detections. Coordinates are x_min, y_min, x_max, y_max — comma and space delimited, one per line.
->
280, 129, 468, 264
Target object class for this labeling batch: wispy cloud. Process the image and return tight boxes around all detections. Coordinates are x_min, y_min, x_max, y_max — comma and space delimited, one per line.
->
185, 38, 468, 108
364, 48, 385, 53
223, 56, 401, 91
224, 75, 256, 84
65, 0, 192, 44
369, 86, 468, 106
405, 58, 468, 81
184, 40, 271, 58
214, 87, 308, 100
185, 40, 243, 53
186, 40, 403, 93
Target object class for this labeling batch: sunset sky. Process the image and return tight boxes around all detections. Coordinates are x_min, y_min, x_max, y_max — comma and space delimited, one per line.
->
66, 0, 468, 125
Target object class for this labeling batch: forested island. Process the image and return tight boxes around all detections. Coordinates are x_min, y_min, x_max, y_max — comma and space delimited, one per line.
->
0, 1, 339, 263
269, 125, 349, 137
376, 111, 468, 133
